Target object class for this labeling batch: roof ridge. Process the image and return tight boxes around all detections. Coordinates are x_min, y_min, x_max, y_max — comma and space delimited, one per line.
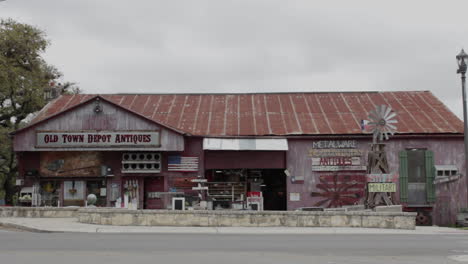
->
89, 90, 430, 96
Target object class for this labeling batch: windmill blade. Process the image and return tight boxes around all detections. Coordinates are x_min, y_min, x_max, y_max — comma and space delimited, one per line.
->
368, 111, 380, 121
383, 106, 393, 119
386, 119, 398, 124
384, 132, 389, 141
386, 123, 397, 130
376, 105, 383, 117
379, 105, 387, 118
385, 112, 397, 120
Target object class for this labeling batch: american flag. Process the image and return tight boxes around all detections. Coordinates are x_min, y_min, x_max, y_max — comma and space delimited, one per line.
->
167, 156, 199, 172
360, 119, 372, 132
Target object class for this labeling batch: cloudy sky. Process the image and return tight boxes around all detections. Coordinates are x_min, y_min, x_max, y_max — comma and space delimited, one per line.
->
1, 0, 468, 118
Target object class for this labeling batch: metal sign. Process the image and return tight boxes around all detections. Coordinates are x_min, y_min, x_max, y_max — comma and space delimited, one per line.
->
311, 156, 365, 171
312, 157, 361, 166
368, 183, 396, 193
366, 173, 398, 183
309, 149, 362, 157
312, 165, 367, 171
190, 179, 208, 183
309, 141, 365, 171
192, 186, 209, 190
36, 131, 160, 148
312, 140, 357, 149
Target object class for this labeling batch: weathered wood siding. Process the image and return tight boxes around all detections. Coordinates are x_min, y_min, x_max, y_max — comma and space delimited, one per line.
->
205, 151, 286, 169
14, 99, 184, 152
287, 138, 467, 225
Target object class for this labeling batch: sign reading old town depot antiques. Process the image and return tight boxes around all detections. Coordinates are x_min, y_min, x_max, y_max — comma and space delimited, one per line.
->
36, 131, 160, 148
309, 140, 366, 171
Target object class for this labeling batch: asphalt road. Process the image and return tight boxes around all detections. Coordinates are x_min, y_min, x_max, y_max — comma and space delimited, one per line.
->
0, 229, 467, 264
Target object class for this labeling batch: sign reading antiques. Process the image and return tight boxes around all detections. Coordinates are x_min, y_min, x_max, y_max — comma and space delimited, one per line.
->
309, 140, 366, 171
36, 131, 160, 148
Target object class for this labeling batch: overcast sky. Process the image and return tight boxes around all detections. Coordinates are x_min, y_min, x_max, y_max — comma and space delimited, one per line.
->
1, 0, 468, 118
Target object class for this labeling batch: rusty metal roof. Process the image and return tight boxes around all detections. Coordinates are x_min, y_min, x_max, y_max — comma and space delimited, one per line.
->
29, 91, 463, 136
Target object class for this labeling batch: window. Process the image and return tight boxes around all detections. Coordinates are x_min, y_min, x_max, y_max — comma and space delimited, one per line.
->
399, 149, 435, 204
407, 149, 426, 183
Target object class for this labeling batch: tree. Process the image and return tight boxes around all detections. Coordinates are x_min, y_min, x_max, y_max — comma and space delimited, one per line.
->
0, 18, 77, 204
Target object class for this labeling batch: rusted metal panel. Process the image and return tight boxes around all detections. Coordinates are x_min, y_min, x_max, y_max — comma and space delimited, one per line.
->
193, 95, 212, 135
151, 94, 174, 124
289, 94, 316, 134
177, 95, 199, 132
21, 91, 464, 137
210, 95, 227, 136
279, 94, 301, 134
252, 94, 270, 135
166, 95, 186, 128
225, 95, 239, 136
238, 94, 255, 135
305, 94, 332, 134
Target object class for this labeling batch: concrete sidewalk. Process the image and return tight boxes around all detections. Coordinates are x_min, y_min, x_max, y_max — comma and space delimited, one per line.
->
1, 217, 468, 234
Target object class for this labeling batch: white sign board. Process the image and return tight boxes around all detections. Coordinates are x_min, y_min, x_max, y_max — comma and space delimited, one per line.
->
312, 165, 367, 171
289, 193, 301, 201
36, 131, 160, 148
191, 179, 208, 183
192, 186, 209, 190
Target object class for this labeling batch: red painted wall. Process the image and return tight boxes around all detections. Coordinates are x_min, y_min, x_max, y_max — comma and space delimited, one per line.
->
286, 137, 467, 225
205, 151, 286, 169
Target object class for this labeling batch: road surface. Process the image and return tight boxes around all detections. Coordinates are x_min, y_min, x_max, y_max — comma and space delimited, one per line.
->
0, 228, 467, 264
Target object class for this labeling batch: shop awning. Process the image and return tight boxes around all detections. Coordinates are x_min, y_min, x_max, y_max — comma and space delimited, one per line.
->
20, 187, 33, 194
203, 138, 288, 151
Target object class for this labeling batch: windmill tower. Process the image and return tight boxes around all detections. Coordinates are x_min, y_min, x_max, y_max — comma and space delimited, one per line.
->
363, 105, 398, 207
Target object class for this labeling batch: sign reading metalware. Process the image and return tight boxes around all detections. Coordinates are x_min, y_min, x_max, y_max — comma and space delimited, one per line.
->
36, 131, 160, 148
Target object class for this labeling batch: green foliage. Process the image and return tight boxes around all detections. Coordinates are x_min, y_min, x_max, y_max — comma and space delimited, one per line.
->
0, 18, 60, 129
0, 18, 78, 203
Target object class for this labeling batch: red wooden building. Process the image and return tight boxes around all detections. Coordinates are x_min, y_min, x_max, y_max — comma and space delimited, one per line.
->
12, 91, 467, 225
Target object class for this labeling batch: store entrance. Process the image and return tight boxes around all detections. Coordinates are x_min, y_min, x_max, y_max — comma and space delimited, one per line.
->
144, 177, 165, 209
205, 169, 287, 211
261, 169, 287, 211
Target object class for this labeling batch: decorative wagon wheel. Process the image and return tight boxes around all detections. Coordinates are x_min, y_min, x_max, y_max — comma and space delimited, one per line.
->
365, 105, 398, 143
416, 211, 431, 226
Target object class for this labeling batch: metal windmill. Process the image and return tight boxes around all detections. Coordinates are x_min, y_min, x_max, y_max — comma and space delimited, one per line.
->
366, 105, 398, 143
364, 105, 398, 207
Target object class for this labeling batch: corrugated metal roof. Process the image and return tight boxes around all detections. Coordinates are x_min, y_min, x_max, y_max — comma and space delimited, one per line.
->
30, 91, 463, 136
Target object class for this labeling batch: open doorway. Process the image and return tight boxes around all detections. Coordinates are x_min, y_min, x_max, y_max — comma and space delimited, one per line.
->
261, 169, 287, 211
205, 168, 287, 211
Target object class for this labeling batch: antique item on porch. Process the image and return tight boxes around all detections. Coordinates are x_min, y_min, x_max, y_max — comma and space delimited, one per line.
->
363, 105, 398, 208
87, 194, 97, 206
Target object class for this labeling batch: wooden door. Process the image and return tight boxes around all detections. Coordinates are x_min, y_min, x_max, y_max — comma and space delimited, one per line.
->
144, 177, 165, 209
